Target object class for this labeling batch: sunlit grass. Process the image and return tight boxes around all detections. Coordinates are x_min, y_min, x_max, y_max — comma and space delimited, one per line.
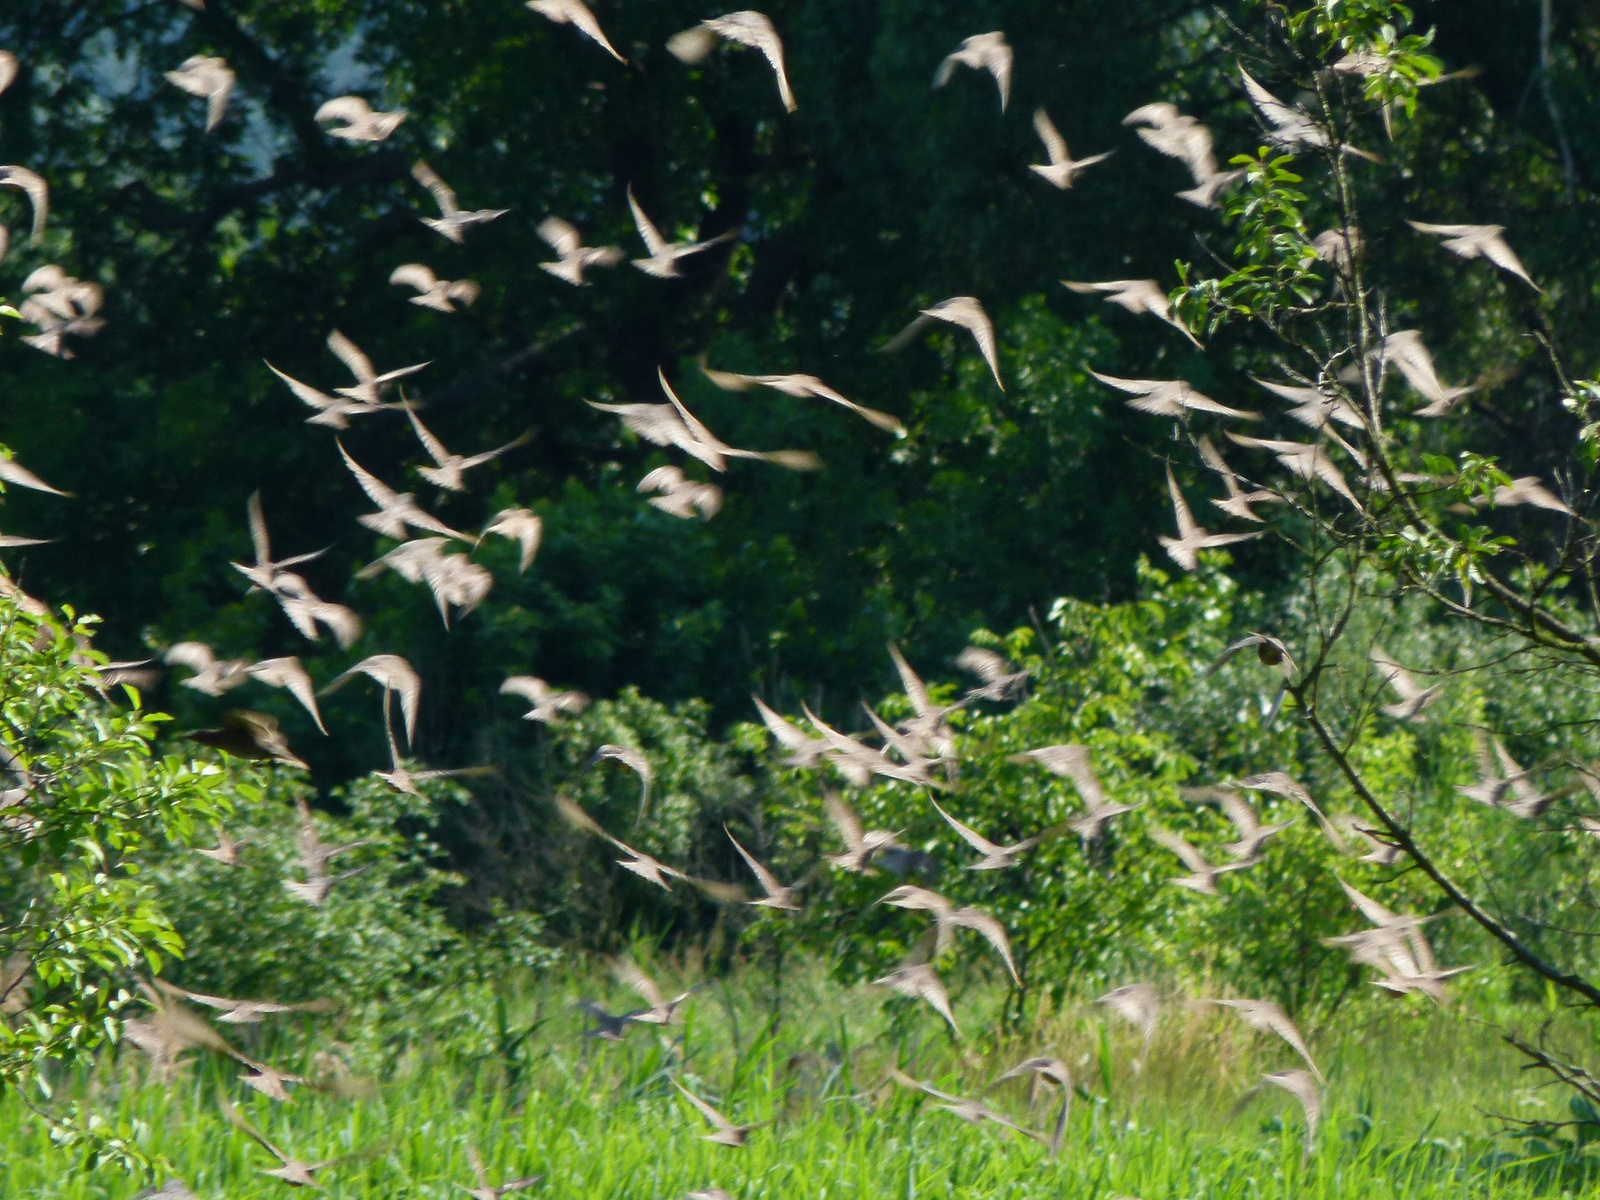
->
0, 960, 1580, 1198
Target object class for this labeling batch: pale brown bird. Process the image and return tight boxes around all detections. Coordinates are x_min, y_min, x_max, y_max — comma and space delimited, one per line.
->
266, 363, 401, 430
412, 161, 508, 243
1030, 108, 1113, 188
403, 404, 530, 492
930, 797, 1066, 871
1196, 436, 1281, 524
1149, 828, 1254, 894
883, 296, 1003, 391
292, 798, 369, 877
638, 466, 724, 520
1458, 733, 1562, 819
1333, 815, 1402, 866
701, 362, 903, 434
338, 442, 473, 541
613, 957, 693, 1025
326, 329, 429, 407
1159, 466, 1262, 570
1096, 983, 1160, 1045
1366, 331, 1473, 417
672, 1077, 765, 1147
1311, 227, 1362, 271
315, 95, 406, 142
220, 1094, 362, 1187
464, 1144, 542, 1200
0, 449, 66, 497
888, 1067, 1040, 1141
165, 644, 326, 732
1240, 67, 1377, 161
955, 646, 1028, 701
1209, 998, 1322, 1081
158, 982, 331, 1026
537, 216, 624, 285
726, 828, 800, 910
122, 985, 243, 1078
481, 507, 544, 571
165, 56, 234, 132
1011, 743, 1140, 841
556, 796, 688, 890
238, 1061, 311, 1104
1063, 279, 1200, 347
1368, 647, 1443, 721
1225, 432, 1361, 508
1261, 1069, 1321, 1157
752, 697, 832, 772
871, 962, 960, 1035
878, 884, 1021, 985
193, 827, 249, 867
1474, 476, 1574, 516
591, 743, 653, 823
887, 644, 963, 758
374, 693, 491, 798
807, 705, 935, 787
358, 536, 489, 627
322, 653, 421, 745
1235, 771, 1349, 852
668, 12, 797, 112
1407, 220, 1538, 290
1328, 878, 1470, 1000
501, 675, 590, 723
0, 168, 48, 244
1089, 371, 1258, 421
389, 264, 479, 312
1123, 101, 1239, 207
578, 1000, 639, 1042
527, 0, 626, 63
230, 492, 326, 596
187, 711, 307, 770
1183, 785, 1291, 860
933, 32, 1012, 110
17, 265, 101, 355
1251, 377, 1363, 431
991, 1056, 1073, 1156
1210, 632, 1295, 680
627, 187, 738, 278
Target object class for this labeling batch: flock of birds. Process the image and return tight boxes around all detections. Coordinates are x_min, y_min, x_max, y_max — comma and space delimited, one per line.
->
0, 2, 1584, 1196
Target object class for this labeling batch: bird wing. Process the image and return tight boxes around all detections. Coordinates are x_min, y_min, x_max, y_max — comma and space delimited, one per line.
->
1165, 465, 1200, 541
1405, 220, 1474, 238
314, 95, 372, 126
1238, 67, 1301, 133
726, 829, 786, 897
1367, 646, 1420, 701
388, 263, 439, 294
930, 798, 1003, 857
165, 641, 218, 673
824, 792, 865, 850
880, 311, 935, 354
627, 187, 667, 255
1477, 231, 1537, 286
926, 297, 1001, 390
1033, 107, 1068, 166
888, 643, 937, 716
1151, 827, 1213, 875
218, 1095, 287, 1165
403, 403, 453, 467
266, 363, 339, 414
612, 957, 665, 1009
538, 216, 582, 257
672, 1078, 736, 1132
411, 161, 458, 216
337, 441, 402, 510
706, 12, 796, 112
949, 906, 1020, 984
327, 329, 378, 387
246, 657, 326, 733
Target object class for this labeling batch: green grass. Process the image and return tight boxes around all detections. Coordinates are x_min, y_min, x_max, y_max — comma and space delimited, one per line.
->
0, 960, 1585, 1198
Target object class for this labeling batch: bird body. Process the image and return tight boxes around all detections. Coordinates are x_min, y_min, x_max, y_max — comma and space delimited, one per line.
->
412, 161, 508, 243
1150, 827, 1254, 894
538, 216, 624, 285
1368, 647, 1442, 720
389, 264, 479, 312
871, 962, 959, 1034
639, 466, 724, 519
315, 95, 406, 142
501, 675, 589, 723
1159, 466, 1262, 570
1030, 109, 1113, 188
628, 187, 737, 277
338, 442, 472, 542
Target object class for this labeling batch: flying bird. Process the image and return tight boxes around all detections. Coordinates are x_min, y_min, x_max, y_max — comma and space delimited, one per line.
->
1149, 827, 1254, 894
824, 793, 907, 872
155, 982, 331, 1026
591, 743, 653, 822
887, 644, 963, 759
338, 442, 472, 541
0, 166, 47, 243
752, 697, 832, 772
1366, 330, 1473, 417
1011, 744, 1140, 841
1475, 476, 1574, 516
930, 797, 1066, 870
556, 796, 691, 891
871, 961, 960, 1035
726, 829, 800, 910
219, 1095, 359, 1187
1159, 465, 1262, 570
668, 12, 797, 112
1368, 647, 1443, 721
1030, 108, 1113, 188
500, 675, 589, 723
0, 449, 66, 497
1209, 998, 1323, 1081
1096, 982, 1160, 1046
613, 957, 693, 1026
0, 52, 16, 98
165, 643, 325, 730
402, 404, 529, 492
481, 507, 544, 571
357, 538, 493, 626
1090, 371, 1258, 421
412, 161, 508, 244
1459, 733, 1561, 819
1239, 66, 1376, 161
883, 296, 1003, 390
389, 264, 479, 312
954, 646, 1028, 701
165, 56, 234, 132
990, 1056, 1073, 1157
326, 329, 428, 406
933, 32, 1012, 111
701, 362, 903, 434
672, 1078, 764, 1147
1063, 279, 1200, 347
187, 710, 307, 770
1311, 227, 1362, 271
638, 466, 724, 520
538, 216, 624, 285
1252, 377, 1363, 431
265, 363, 401, 430
527, 0, 626, 64
1261, 1069, 1321, 1157
888, 1068, 1041, 1142
627, 187, 737, 278
1122, 103, 1236, 208
1183, 785, 1291, 859
1224, 433, 1361, 508
878, 884, 1021, 984
1196, 436, 1280, 523
315, 95, 406, 142
1235, 772, 1348, 852
323, 653, 420, 745
1407, 221, 1538, 291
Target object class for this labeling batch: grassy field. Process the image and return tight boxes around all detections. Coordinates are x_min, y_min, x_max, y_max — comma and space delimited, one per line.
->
0, 960, 1584, 1199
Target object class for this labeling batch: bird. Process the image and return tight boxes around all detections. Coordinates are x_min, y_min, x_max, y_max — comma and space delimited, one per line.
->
888, 1068, 1040, 1141
412, 161, 508, 244
1368, 647, 1443, 721
627, 187, 738, 278
1224, 433, 1362, 508
1196, 436, 1282, 523
672, 1078, 765, 1147
389, 264, 479, 313
464, 1144, 542, 1200
1183, 785, 1291, 860
1209, 999, 1322, 1081
402, 404, 530, 493
1407, 221, 1538, 291
292, 797, 370, 876
134, 1184, 198, 1200
1210, 633, 1296, 681
1239, 66, 1375, 161
1159, 465, 1263, 570
1029, 109, 1113, 189
1475, 476, 1574, 516
273, 575, 365, 650
823, 793, 906, 873
1149, 828, 1255, 894
954, 646, 1028, 702
1096, 982, 1160, 1046
122, 985, 244, 1078
1252, 377, 1363, 431
882, 297, 1003, 391
537, 216, 624, 285
1010, 744, 1140, 841
193, 827, 249, 867
17, 265, 102, 356
1235, 771, 1349, 852
219, 1094, 357, 1186
930, 797, 1065, 870
871, 961, 960, 1035
990, 1056, 1073, 1157
164, 56, 234, 132
230, 495, 325, 598
701, 362, 904, 434
638, 466, 724, 520
1261, 1069, 1321, 1157
667, 12, 797, 113
591, 743, 653, 823
322, 653, 421, 745
0, 167, 47, 244
527, 0, 626, 63
265, 363, 401, 430
374, 693, 491, 799
556, 796, 689, 891
1122, 103, 1236, 208
315, 95, 406, 142
726, 829, 800, 910
932, 32, 1012, 111
1459, 733, 1561, 819
1312, 227, 1363, 271
164, 643, 326, 731
807, 705, 936, 787
1089, 371, 1259, 421
752, 697, 832, 772
501, 675, 589, 723
885, 644, 962, 760
0, 52, 16, 98
1365, 331, 1473, 417
156, 982, 331, 1026
338, 442, 473, 541
878, 884, 1021, 985
613, 957, 693, 1025
481, 508, 544, 571
1062, 279, 1201, 347
578, 1001, 637, 1041
187, 711, 307, 770
589, 370, 821, 473
327, 329, 429, 407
